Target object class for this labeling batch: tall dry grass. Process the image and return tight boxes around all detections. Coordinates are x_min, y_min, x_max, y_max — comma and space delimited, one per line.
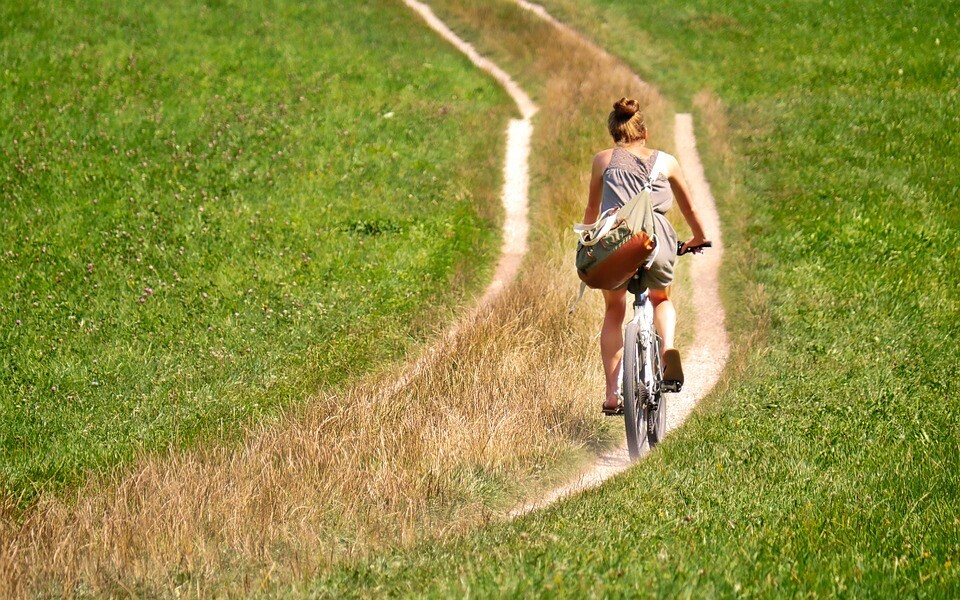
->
0, 0, 672, 595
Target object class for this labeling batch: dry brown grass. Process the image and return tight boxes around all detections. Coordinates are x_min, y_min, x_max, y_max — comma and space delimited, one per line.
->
0, 0, 673, 595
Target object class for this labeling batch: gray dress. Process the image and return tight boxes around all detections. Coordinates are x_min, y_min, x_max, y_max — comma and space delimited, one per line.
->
600, 148, 678, 290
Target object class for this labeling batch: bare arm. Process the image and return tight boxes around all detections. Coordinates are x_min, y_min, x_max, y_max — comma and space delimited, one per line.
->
664, 155, 709, 250
583, 150, 612, 224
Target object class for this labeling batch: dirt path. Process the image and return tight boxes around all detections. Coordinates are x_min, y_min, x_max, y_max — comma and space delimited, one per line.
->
387, 0, 537, 397
509, 1, 730, 516
408, 0, 730, 514
404, 0, 536, 310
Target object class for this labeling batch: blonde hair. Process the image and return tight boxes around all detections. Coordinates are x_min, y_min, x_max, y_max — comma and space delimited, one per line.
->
607, 97, 647, 144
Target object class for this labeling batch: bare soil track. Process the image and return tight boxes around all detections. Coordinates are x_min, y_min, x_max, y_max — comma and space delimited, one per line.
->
512, 111, 729, 515
497, 1, 731, 515
407, 0, 730, 515
391, 0, 537, 395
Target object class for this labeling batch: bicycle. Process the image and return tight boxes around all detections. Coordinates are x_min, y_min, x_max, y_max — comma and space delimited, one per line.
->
621, 240, 711, 459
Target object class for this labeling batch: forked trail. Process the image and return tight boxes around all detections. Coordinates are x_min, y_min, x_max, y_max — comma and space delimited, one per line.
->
402, 0, 730, 514
0, 2, 727, 594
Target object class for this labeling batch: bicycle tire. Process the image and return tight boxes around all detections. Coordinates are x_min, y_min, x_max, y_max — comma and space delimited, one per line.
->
622, 321, 648, 459
648, 337, 668, 447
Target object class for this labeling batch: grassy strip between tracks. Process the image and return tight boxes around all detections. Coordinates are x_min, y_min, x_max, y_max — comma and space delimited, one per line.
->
314, 0, 960, 596
0, 0, 511, 502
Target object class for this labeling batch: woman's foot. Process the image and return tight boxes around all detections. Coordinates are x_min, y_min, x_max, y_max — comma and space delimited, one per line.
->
602, 393, 624, 415
662, 348, 684, 391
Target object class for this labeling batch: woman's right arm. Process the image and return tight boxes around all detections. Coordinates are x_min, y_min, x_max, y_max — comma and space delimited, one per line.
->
583, 151, 610, 224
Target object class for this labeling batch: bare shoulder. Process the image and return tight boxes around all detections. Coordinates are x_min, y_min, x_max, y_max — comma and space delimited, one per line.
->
656, 150, 681, 178
592, 148, 615, 173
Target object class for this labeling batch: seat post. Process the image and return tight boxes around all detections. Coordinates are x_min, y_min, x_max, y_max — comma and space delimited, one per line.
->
633, 289, 648, 309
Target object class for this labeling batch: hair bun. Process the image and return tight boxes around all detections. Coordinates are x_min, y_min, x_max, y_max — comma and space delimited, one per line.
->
613, 97, 640, 119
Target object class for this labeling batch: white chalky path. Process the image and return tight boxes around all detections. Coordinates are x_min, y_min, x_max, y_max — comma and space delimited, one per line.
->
511, 112, 729, 516
403, 0, 536, 311
403, 0, 729, 516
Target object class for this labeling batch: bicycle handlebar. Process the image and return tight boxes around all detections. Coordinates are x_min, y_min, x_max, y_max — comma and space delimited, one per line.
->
677, 240, 713, 256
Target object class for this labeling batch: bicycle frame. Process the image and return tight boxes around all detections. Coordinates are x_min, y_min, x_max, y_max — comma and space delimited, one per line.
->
621, 284, 667, 459
630, 290, 657, 395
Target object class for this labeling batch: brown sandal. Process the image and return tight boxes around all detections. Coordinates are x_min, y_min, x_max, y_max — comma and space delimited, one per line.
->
601, 394, 624, 416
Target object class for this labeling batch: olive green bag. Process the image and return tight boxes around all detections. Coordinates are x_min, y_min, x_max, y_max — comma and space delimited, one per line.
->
571, 154, 663, 309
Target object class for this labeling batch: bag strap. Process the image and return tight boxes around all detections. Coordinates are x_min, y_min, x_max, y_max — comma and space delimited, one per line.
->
568, 280, 587, 314
572, 207, 618, 246
643, 151, 664, 191
638, 152, 662, 265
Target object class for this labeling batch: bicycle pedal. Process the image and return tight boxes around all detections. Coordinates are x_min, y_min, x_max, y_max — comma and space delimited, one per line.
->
661, 380, 682, 393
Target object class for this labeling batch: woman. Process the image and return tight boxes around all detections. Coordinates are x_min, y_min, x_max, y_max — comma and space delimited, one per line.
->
583, 98, 709, 414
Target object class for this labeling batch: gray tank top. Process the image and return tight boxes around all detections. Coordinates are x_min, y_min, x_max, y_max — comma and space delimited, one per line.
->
600, 148, 674, 215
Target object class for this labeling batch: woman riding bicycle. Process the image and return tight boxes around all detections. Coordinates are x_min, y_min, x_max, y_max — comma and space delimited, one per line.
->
584, 98, 709, 415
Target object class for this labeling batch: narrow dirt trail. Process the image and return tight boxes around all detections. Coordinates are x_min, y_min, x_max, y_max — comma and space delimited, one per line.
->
387, 0, 538, 397
397, 0, 731, 524
408, 0, 730, 515
508, 2, 730, 516
404, 0, 536, 312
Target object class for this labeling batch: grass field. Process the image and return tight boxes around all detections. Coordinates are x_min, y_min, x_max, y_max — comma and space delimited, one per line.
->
0, 0, 668, 594
5, 0, 957, 594
314, 0, 960, 595
0, 0, 512, 501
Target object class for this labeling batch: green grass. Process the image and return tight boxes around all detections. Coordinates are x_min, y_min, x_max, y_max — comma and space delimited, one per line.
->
313, 0, 960, 595
0, 0, 512, 502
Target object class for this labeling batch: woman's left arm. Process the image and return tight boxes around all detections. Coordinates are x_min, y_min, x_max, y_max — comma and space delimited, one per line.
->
664, 155, 709, 251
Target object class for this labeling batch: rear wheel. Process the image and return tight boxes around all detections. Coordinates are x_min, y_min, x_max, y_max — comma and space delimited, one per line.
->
622, 321, 648, 459
648, 337, 668, 446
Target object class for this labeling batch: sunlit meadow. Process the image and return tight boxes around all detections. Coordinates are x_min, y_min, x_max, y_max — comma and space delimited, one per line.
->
0, 0, 511, 502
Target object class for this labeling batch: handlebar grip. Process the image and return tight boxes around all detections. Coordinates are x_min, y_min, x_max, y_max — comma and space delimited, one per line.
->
677, 241, 713, 256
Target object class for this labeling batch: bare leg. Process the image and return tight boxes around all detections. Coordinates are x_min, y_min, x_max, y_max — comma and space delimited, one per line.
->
601, 288, 627, 408
649, 288, 675, 353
